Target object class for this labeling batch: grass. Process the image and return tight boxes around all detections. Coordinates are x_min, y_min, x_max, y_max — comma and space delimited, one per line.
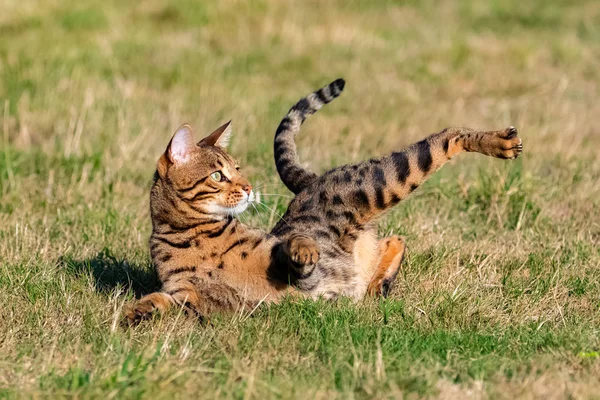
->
1, 0, 599, 398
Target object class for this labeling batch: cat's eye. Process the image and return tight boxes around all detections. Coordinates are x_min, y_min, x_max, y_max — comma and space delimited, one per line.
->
211, 171, 223, 182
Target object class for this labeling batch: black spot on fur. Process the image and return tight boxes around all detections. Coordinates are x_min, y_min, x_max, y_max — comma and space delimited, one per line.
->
159, 253, 172, 263
332, 195, 344, 205
273, 224, 293, 236
167, 287, 187, 296
324, 249, 341, 258
222, 237, 249, 254
343, 171, 352, 183
328, 224, 341, 237
389, 193, 401, 205
352, 189, 370, 209
275, 156, 293, 171
207, 217, 233, 238
154, 236, 192, 249
166, 265, 196, 278
315, 230, 332, 239
391, 152, 410, 183
443, 137, 449, 153
373, 166, 386, 186
319, 191, 328, 204
295, 98, 311, 115
274, 144, 289, 160
416, 139, 433, 172
331, 78, 346, 94
315, 88, 328, 104
343, 211, 358, 225
299, 198, 315, 213
241, 252, 248, 260
375, 187, 386, 209
217, 261, 225, 269
275, 116, 292, 136
410, 184, 418, 193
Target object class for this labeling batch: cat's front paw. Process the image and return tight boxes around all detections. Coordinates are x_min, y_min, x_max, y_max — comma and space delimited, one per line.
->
123, 301, 154, 326
286, 234, 320, 266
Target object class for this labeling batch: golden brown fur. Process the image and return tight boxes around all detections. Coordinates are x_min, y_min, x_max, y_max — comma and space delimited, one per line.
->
270, 80, 522, 300
125, 123, 291, 322
125, 79, 522, 324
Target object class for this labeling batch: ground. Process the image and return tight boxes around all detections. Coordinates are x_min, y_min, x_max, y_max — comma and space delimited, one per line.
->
1, 0, 599, 398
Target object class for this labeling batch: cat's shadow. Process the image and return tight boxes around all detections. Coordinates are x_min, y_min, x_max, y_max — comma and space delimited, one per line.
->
60, 249, 160, 297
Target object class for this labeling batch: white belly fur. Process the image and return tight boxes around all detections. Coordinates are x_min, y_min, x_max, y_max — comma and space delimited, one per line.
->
351, 230, 380, 299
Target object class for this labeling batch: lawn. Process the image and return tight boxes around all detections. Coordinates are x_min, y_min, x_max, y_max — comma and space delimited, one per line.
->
1, 0, 599, 398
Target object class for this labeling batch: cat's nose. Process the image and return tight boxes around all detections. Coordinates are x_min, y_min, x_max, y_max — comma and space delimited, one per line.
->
242, 184, 252, 195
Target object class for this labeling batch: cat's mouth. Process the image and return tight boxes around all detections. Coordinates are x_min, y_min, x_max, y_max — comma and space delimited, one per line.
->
209, 190, 254, 216
225, 202, 250, 216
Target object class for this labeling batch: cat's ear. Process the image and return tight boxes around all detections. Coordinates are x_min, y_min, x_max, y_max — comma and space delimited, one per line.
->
167, 124, 196, 164
198, 120, 233, 149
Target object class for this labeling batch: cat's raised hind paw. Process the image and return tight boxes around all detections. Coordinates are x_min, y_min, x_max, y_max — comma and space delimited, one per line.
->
286, 234, 320, 266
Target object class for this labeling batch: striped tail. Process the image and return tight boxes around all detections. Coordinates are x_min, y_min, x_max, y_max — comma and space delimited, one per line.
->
274, 79, 346, 194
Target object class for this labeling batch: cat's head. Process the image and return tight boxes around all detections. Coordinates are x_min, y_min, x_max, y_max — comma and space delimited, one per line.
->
154, 122, 254, 219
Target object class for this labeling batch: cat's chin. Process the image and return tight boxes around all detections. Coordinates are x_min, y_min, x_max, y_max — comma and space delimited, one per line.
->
205, 201, 250, 217
226, 201, 251, 216
204, 191, 254, 217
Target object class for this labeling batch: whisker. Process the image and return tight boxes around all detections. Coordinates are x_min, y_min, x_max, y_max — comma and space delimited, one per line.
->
250, 202, 261, 217
256, 200, 289, 226
251, 182, 281, 190
257, 193, 293, 199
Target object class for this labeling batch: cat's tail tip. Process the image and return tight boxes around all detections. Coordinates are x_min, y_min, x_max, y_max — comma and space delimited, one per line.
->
327, 78, 345, 98
332, 78, 345, 92
311, 78, 345, 107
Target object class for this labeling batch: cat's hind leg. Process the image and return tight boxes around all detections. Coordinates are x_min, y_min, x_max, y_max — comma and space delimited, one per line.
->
367, 236, 406, 297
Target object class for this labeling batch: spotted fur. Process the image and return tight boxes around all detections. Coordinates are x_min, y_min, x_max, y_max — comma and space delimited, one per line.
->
125, 80, 523, 324
125, 122, 311, 323
271, 79, 523, 299
274, 79, 345, 194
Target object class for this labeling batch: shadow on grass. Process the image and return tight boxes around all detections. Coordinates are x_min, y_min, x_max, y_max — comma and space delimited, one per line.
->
59, 249, 160, 298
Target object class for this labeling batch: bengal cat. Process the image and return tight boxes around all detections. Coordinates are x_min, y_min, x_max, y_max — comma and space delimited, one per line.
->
125, 79, 522, 324
271, 79, 522, 298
